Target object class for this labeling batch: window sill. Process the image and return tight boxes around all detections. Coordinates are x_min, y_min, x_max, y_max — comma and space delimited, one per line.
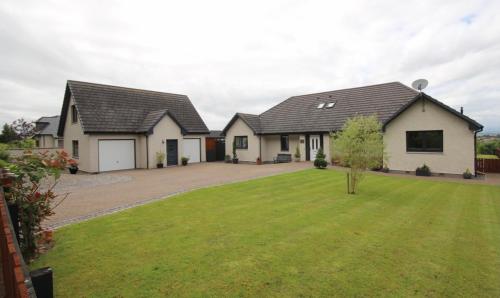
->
406, 152, 443, 155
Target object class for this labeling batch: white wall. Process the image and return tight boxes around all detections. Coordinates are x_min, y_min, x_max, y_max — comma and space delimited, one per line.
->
384, 98, 475, 174
261, 134, 301, 162
147, 115, 207, 168
224, 118, 260, 162
63, 95, 91, 172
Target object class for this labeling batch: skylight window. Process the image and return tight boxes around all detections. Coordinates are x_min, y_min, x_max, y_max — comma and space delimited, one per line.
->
326, 102, 335, 108
317, 103, 325, 109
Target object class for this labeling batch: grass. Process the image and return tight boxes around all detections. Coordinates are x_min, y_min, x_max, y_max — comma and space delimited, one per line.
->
477, 154, 499, 159
33, 169, 500, 297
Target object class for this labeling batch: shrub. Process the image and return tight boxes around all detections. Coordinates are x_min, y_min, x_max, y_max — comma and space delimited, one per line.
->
3, 150, 72, 261
294, 146, 301, 161
11, 139, 36, 149
416, 164, 431, 176
155, 152, 165, 164
314, 148, 327, 169
463, 168, 473, 179
181, 156, 189, 166
0, 147, 9, 162
314, 158, 327, 169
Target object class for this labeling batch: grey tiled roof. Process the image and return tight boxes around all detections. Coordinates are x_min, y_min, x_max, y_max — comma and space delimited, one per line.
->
60, 81, 209, 135
208, 130, 223, 138
35, 116, 60, 137
136, 109, 169, 133
258, 82, 419, 134
237, 113, 261, 133
224, 81, 482, 134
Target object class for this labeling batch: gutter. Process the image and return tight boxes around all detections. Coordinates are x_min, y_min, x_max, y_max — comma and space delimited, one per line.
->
146, 135, 149, 169
474, 127, 483, 176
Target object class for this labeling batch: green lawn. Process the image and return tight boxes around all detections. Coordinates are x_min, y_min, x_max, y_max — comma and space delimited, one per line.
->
33, 169, 500, 297
477, 154, 499, 159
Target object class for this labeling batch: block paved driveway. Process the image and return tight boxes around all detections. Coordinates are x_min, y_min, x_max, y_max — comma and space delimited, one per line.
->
46, 162, 310, 228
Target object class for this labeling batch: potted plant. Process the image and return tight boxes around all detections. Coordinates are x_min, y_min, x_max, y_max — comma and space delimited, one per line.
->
313, 148, 327, 169
156, 152, 165, 168
224, 155, 231, 163
68, 160, 78, 174
463, 168, 473, 179
294, 146, 301, 162
181, 156, 189, 166
416, 164, 431, 176
232, 141, 239, 164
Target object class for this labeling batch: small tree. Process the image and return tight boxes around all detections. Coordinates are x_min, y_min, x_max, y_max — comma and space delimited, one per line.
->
11, 118, 36, 139
0, 123, 19, 143
332, 115, 385, 194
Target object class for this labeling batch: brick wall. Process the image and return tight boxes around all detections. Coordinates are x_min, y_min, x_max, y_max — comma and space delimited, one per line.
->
0, 174, 32, 298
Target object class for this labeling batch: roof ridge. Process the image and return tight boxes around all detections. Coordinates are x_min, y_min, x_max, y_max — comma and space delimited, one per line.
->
67, 80, 188, 99
290, 81, 414, 98
237, 112, 260, 117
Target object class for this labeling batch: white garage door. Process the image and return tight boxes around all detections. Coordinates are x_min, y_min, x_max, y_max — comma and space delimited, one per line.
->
98, 140, 135, 172
182, 139, 201, 163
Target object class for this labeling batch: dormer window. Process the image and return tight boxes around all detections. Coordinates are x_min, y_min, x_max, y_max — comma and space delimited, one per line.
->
317, 103, 325, 109
326, 102, 335, 108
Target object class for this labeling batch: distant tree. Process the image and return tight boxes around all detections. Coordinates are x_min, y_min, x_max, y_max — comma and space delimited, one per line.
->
477, 139, 500, 155
332, 115, 385, 194
0, 123, 19, 143
11, 118, 36, 139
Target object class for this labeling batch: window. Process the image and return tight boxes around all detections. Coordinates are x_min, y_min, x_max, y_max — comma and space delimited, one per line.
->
234, 136, 248, 149
71, 105, 78, 123
326, 102, 335, 108
58, 139, 64, 148
317, 103, 325, 109
72, 140, 79, 157
406, 130, 443, 152
280, 135, 289, 151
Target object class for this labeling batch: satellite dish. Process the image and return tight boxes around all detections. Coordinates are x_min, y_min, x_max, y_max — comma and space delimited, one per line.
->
411, 79, 428, 91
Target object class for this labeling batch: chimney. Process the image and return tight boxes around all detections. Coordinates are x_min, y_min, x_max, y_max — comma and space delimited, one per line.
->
460, 107, 464, 114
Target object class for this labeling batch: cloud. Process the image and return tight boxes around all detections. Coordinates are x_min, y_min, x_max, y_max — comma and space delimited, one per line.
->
0, 0, 499, 132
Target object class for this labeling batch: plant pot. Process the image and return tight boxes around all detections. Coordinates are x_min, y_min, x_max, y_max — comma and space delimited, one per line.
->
182, 160, 188, 166
69, 167, 78, 174
415, 170, 431, 176
463, 173, 473, 179
157, 163, 164, 168
232, 158, 239, 164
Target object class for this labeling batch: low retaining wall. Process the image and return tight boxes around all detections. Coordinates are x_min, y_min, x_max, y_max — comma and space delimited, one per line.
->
7, 148, 61, 158
0, 175, 35, 297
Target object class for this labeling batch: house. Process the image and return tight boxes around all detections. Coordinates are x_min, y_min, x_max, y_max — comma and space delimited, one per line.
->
34, 116, 63, 148
222, 82, 483, 175
58, 80, 209, 173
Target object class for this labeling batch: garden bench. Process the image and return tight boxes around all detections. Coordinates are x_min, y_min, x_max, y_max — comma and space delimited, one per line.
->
273, 154, 292, 163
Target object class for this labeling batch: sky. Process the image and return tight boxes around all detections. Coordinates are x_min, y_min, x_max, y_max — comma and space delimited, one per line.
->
1, 0, 499, 132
